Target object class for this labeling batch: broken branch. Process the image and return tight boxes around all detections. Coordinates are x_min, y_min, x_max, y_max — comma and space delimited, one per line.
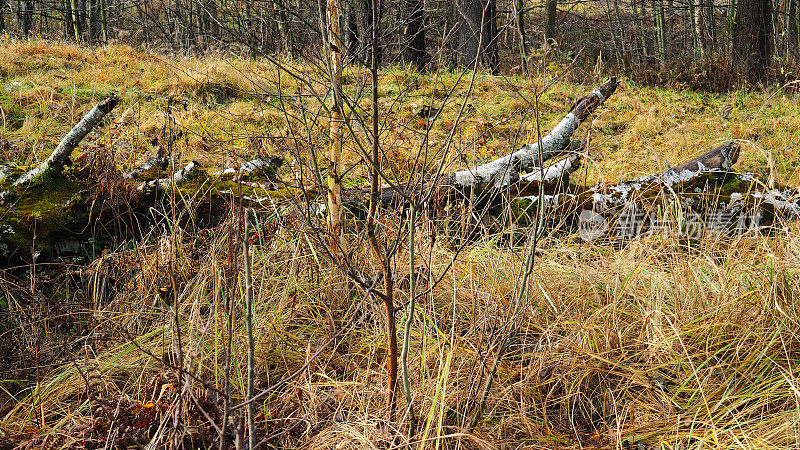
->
14, 93, 120, 185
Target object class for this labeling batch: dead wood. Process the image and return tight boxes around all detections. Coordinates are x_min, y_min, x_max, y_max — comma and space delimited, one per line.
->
14, 94, 120, 185
449, 77, 618, 192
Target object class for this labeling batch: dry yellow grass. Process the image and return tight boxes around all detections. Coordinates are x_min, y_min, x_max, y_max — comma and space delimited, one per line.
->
1, 39, 800, 448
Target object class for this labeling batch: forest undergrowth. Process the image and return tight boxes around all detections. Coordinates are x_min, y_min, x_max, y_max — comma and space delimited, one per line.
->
1, 39, 800, 448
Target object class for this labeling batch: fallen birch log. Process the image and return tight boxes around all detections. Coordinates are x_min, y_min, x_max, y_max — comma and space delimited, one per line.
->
343, 140, 587, 211
449, 77, 618, 192
509, 141, 800, 239
14, 93, 120, 185
587, 141, 741, 212
2, 79, 798, 263
355, 78, 618, 208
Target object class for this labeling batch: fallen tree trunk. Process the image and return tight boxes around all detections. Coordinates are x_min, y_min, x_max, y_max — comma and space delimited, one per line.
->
2, 81, 798, 264
14, 93, 120, 186
508, 141, 800, 240
347, 139, 587, 210
350, 78, 618, 209
586, 141, 741, 212
449, 77, 618, 192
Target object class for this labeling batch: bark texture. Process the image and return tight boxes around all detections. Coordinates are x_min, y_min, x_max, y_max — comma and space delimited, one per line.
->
14, 93, 120, 185
453, 0, 498, 72
733, 0, 773, 84
449, 77, 618, 192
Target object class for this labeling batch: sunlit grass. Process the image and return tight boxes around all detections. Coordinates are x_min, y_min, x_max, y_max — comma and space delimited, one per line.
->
1, 38, 800, 448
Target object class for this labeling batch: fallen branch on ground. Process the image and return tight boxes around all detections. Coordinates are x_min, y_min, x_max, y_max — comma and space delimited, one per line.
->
1, 79, 798, 263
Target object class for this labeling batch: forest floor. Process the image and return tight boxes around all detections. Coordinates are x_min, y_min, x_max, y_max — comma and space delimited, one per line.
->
1, 39, 800, 448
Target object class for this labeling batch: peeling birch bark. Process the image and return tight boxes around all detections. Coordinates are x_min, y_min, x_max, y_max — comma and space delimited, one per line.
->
588, 141, 740, 211
14, 93, 120, 185
449, 77, 618, 192
136, 161, 201, 193
326, 0, 345, 250
124, 155, 167, 180
341, 140, 586, 211
513, 154, 581, 196
211, 158, 283, 179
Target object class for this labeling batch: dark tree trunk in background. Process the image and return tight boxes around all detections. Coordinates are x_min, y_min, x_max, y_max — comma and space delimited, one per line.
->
790, 0, 799, 54
544, 0, 557, 45
483, 0, 497, 71
403, 0, 427, 70
0, 0, 5, 32
79, 0, 87, 33
654, 0, 667, 62
513, 0, 527, 67
63, 0, 73, 38
276, 1, 294, 57
89, 0, 100, 43
346, 6, 358, 61
733, 0, 772, 83
453, 0, 497, 72
454, 0, 481, 66
21, 0, 33, 35
99, 0, 107, 42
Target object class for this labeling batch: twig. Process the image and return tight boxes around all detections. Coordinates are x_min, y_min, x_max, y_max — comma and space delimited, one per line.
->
244, 210, 256, 450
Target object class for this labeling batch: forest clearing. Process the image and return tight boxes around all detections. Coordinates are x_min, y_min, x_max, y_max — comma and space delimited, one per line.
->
1, 36, 800, 449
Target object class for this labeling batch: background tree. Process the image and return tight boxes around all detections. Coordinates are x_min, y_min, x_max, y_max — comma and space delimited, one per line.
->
733, 0, 773, 83
403, 0, 427, 69
453, 0, 498, 72
544, 0, 557, 45
789, 0, 799, 56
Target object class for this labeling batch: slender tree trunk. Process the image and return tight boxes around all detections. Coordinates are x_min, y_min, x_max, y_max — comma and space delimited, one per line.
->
326, 0, 345, 250
613, 0, 626, 59
70, 0, 80, 40
275, 0, 292, 56
99, 0, 108, 42
0, 0, 5, 32
728, 0, 737, 52
790, 0, 799, 54
365, 0, 397, 418
693, 0, 711, 57
544, 0, 557, 45
361, 0, 380, 65
483, 0, 497, 72
654, 0, 667, 63
346, 6, 358, 61
690, 0, 698, 53
733, 0, 773, 84
21, 0, 33, 35
513, 0, 527, 70
89, 0, 99, 44
78, 0, 87, 33
403, 0, 427, 70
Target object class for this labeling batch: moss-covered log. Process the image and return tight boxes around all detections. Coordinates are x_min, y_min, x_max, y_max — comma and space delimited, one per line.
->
0, 155, 286, 264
